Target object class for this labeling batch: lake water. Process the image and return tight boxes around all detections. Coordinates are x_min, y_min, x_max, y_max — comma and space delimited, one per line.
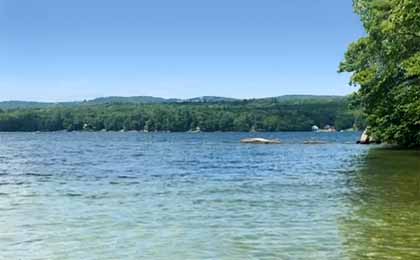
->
0, 132, 419, 259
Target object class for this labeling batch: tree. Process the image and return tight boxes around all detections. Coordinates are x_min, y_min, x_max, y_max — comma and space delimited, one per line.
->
0, 98, 359, 132
339, 0, 420, 146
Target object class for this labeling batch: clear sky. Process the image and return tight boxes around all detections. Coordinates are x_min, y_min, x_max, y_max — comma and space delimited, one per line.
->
0, 0, 364, 101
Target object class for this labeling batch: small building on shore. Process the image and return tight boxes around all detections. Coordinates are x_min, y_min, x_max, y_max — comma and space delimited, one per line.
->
315, 125, 337, 133
323, 125, 336, 132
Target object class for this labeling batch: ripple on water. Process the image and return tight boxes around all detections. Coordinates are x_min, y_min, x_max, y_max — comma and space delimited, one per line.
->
1, 132, 418, 259
24, 173, 53, 177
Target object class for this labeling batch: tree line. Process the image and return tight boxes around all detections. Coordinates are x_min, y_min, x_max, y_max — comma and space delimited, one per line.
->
0, 98, 364, 132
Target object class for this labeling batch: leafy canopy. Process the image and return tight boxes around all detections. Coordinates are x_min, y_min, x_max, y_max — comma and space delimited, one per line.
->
0, 98, 361, 132
340, 0, 420, 146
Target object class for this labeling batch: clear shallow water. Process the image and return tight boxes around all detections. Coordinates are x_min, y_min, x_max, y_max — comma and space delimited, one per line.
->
0, 132, 419, 259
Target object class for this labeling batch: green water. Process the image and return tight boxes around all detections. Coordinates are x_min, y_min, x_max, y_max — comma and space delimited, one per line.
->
0, 132, 419, 259
340, 148, 420, 260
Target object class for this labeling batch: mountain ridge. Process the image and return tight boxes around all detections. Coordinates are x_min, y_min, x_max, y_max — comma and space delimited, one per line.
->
0, 95, 346, 110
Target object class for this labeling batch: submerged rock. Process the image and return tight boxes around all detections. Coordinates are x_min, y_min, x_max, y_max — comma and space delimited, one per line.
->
240, 138, 281, 144
303, 140, 328, 144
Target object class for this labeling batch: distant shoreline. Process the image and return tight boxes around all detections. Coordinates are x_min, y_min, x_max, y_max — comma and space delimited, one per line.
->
0, 96, 365, 133
0, 129, 359, 133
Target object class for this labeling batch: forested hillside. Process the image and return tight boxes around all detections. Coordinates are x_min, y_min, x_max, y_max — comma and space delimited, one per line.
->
0, 97, 364, 132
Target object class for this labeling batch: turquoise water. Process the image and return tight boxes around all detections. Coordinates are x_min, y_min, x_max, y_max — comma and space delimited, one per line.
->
0, 132, 419, 259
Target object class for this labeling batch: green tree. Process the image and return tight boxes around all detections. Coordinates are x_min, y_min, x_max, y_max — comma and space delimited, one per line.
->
340, 0, 420, 146
0, 98, 360, 133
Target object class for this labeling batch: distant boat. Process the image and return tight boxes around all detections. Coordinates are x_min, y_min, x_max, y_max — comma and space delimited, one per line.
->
188, 126, 201, 133
316, 125, 337, 133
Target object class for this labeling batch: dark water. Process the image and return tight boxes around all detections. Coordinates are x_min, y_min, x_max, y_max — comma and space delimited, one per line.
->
0, 132, 419, 259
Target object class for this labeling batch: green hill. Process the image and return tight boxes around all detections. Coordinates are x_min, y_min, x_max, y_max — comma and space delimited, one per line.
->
0, 95, 344, 110
0, 94, 366, 132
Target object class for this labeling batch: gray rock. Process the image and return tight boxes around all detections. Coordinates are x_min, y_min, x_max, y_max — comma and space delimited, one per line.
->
359, 129, 369, 144
240, 138, 281, 144
303, 140, 328, 144
358, 128, 379, 144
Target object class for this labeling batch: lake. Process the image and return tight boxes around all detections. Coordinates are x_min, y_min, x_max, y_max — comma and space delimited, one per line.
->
0, 132, 419, 259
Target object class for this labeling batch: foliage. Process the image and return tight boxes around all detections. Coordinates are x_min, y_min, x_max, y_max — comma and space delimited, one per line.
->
340, 0, 420, 146
0, 98, 360, 132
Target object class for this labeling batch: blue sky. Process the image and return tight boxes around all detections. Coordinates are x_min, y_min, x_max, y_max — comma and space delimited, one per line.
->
0, 0, 364, 101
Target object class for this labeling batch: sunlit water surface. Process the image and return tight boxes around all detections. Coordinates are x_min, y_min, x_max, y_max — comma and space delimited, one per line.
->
0, 132, 419, 259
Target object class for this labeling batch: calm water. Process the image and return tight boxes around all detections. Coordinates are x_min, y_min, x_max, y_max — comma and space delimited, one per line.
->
0, 132, 419, 259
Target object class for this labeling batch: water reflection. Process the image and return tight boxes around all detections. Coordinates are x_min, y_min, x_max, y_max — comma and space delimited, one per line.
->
341, 148, 420, 259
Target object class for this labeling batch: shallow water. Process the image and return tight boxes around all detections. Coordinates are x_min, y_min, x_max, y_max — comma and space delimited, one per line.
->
0, 132, 419, 259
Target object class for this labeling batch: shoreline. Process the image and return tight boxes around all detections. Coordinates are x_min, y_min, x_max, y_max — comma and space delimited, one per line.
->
0, 129, 360, 134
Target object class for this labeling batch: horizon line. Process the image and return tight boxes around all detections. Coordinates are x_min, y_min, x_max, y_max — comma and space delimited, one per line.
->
0, 94, 350, 103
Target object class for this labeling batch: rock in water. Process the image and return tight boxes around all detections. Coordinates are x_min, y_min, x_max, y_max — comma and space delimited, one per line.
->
303, 140, 328, 144
240, 138, 281, 144
358, 128, 373, 144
